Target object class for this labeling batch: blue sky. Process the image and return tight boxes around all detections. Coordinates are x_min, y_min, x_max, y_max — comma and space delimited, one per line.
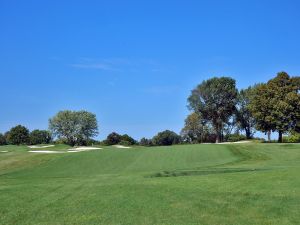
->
1, 0, 300, 140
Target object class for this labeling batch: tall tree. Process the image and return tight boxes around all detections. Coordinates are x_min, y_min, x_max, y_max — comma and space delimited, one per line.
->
236, 86, 256, 139
49, 110, 98, 146
267, 72, 300, 142
250, 72, 300, 142
249, 83, 273, 141
188, 77, 238, 143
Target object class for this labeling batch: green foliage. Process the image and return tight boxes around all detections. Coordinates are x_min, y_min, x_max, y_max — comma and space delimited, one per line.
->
180, 113, 206, 143
226, 133, 247, 142
249, 72, 300, 142
284, 132, 300, 143
139, 137, 153, 146
29, 130, 52, 145
188, 77, 238, 143
105, 132, 122, 145
7, 125, 30, 145
49, 110, 98, 146
0, 133, 6, 145
121, 134, 137, 145
249, 83, 273, 135
3, 132, 10, 144
118, 140, 131, 146
104, 133, 136, 146
152, 130, 181, 146
236, 86, 256, 138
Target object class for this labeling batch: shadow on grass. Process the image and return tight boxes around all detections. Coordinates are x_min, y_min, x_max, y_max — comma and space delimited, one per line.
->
146, 168, 269, 178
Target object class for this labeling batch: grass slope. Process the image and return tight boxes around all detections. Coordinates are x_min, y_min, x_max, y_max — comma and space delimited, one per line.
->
0, 143, 299, 225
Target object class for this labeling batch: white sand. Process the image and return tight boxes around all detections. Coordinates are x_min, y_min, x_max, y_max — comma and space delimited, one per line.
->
29, 146, 102, 154
68, 146, 102, 151
114, 145, 131, 149
28, 150, 64, 154
28, 145, 55, 149
1, 151, 8, 153
218, 140, 252, 144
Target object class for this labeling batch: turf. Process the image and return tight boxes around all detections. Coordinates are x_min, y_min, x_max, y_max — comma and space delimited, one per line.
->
0, 143, 299, 225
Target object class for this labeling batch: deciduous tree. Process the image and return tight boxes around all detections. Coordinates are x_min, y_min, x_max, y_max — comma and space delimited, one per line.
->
152, 130, 181, 146
30, 130, 52, 145
7, 125, 30, 145
49, 110, 98, 146
188, 77, 238, 143
180, 113, 206, 143
236, 86, 256, 139
249, 72, 300, 142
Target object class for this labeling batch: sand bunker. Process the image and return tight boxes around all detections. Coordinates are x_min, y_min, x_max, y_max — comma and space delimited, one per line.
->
28, 145, 55, 149
114, 145, 131, 149
68, 146, 102, 151
218, 140, 252, 145
29, 146, 102, 154
1, 150, 8, 153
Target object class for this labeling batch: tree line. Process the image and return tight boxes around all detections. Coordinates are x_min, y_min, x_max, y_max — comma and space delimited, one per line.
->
184, 71, 300, 143
0, 71, 299, 146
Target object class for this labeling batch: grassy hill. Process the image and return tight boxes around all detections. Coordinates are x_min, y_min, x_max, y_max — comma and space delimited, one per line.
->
0, 143, 299, 225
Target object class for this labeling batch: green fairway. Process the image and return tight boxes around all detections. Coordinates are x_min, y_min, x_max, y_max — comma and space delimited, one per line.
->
0, 143, 299, 225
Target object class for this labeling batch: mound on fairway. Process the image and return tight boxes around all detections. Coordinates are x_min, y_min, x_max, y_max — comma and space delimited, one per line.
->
113, 145, 132, 149
28, 150, 64, 154
0, 143, 299, 225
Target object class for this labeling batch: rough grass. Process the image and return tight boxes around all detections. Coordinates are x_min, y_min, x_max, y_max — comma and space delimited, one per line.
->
0, 143, 299, 225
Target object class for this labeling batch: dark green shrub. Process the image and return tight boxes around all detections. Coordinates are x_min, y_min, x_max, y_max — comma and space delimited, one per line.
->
152, 130, 181, 146
0, 133, 6, 145
226, 134, 247, 142
7, 125, 30, 145
30, 130, 52, 145
284, 133, 300, 143
121, 134, 136, 145
139, 138, 153, 146
105, 132, 122, 145
119, 140, 131, 146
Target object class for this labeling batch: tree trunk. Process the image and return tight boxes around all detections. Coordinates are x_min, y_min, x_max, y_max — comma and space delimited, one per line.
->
216, 134, 220, 143
245, 128, 251, 139
215, 130, 222, 143
267, 131, 271, 142
278, 131, 283, 143
214, 122, 223, 143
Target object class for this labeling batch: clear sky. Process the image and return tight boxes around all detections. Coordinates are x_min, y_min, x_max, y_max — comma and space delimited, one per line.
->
1, 0, 300, 140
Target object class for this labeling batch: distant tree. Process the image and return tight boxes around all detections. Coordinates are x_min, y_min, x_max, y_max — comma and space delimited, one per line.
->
139, 137, 153, 146
267, 72, 300, 142
29, 130, 52, 145
250, 72, 300, 142
188, 77, 238, 143
0, 133, 6, 145
180, 113, 206, 143
7, 125, 30, 145
49, 110, 98, 146
4, 132, 10, 144
236, 86, 256, 139
105, 132, 122, 145
249, 83, 274, 141
152, 130, 181, 146
121, 134, 137, 145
